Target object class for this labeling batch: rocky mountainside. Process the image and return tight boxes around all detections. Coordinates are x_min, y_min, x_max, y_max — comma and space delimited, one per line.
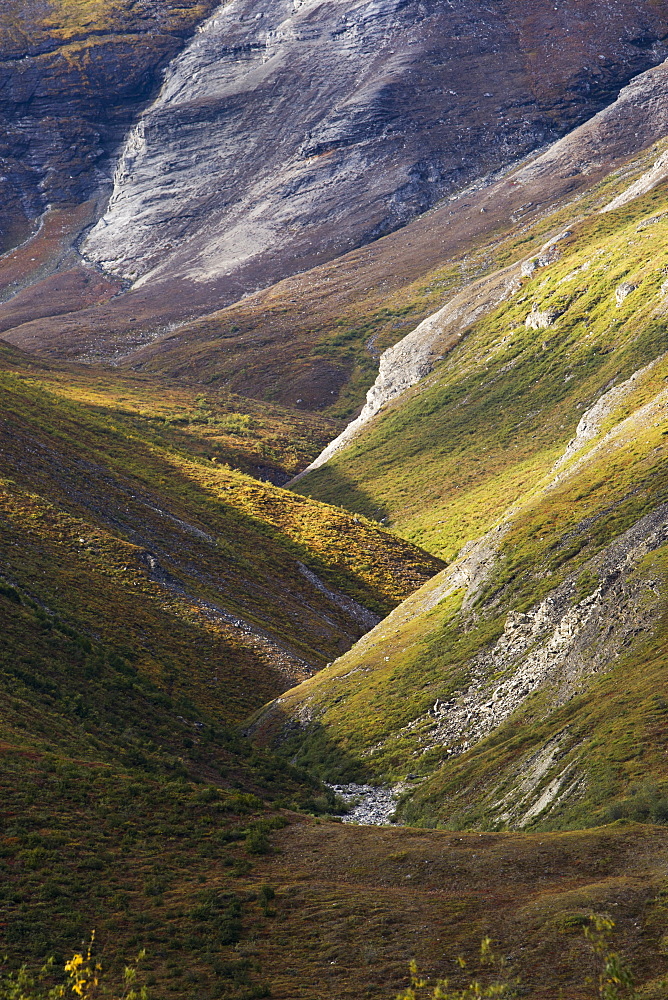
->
0, 1, 218, 251
127, 52, 668, 413
81, 0, 668, 299
2, 0, 668, 376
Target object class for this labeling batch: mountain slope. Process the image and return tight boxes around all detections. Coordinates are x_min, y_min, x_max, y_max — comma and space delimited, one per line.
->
253, 135, 668, 831
4, 6, 668, 996
3, 1, 668, 388
45, 52, 668, 411
4, 351, 668, 1000
293, 142, 668, 549
0, 0, 218, 252
0, 345, 441, 997
0, 344, 441, 709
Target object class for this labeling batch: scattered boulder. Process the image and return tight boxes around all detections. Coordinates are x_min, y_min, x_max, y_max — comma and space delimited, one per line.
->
615, 281, 637, 306
525, 308, 559, 329
520, 232, 571, 279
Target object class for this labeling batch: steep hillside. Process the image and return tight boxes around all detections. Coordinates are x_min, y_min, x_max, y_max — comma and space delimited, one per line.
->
0, 345, 440, 705
293, 139, 668, 546
255, 137, 668, 832
0, 0, 218, 252
0, 345, 442, 998
3, 1, 668, 384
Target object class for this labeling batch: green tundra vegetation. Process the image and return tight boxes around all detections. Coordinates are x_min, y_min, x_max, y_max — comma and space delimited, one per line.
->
268, 149, 668, 835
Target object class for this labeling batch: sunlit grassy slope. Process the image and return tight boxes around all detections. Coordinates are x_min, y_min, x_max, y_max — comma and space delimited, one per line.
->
295, 162, 668, 554
265, 165, 668, 830
0, 344, 440, 801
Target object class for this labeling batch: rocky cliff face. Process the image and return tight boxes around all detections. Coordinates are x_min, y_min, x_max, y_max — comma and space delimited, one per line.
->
0, 1, 218, 251
4, 0, 668, 392
80, 0, 668, 310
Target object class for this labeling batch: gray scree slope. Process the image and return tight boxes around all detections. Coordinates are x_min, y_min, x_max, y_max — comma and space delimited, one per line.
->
83, 0, 668, 303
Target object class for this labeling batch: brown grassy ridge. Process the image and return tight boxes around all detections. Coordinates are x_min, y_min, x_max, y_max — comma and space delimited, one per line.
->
4, 739, 668, 1000
3, 344, 342, 483
255, 819, 668, 999
0, 1, 217, 50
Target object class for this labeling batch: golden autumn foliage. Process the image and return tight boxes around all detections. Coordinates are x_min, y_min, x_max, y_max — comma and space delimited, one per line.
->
1, 933, 147, 1000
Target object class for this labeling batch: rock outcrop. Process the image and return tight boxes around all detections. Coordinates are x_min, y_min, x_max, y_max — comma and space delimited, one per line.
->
81, 0, 668, 302
525, 308, 559, 330
615, 281, 637, 305
426, 502, 668, 761
290, 264, 523, 481
602, 147, 668, 212
0, 1, 219, 252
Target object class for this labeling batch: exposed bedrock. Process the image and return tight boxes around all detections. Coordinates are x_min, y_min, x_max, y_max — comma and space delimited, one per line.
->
5, 3, 668, 399
82, 0, 668, 301
289, 261, 525, 482
0, 1, 219, 252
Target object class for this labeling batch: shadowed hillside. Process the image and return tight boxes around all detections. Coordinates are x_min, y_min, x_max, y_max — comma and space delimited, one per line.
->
0, 345, 440, 700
